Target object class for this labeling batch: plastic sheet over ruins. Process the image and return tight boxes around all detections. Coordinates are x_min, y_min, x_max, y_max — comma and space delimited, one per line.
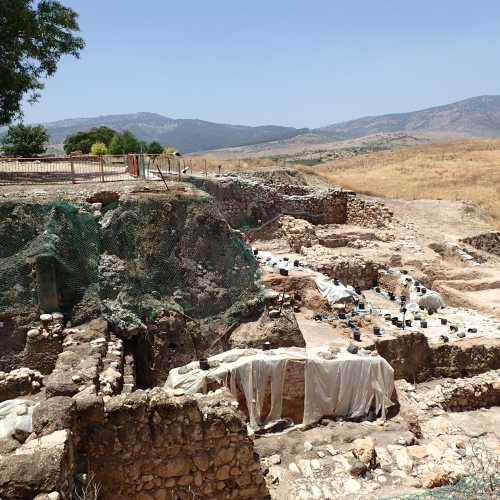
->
165, 347, 396, 430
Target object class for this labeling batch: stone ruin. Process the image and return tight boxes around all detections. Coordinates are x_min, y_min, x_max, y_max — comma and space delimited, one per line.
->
0, 169, 499, 499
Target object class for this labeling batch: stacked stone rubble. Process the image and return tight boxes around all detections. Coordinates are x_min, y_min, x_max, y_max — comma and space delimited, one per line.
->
80, 389, 269, 499
346, 195, 393, 228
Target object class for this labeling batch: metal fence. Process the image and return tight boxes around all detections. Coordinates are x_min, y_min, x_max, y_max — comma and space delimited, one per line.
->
0, 155, 136, 185
0, 153, 289, 186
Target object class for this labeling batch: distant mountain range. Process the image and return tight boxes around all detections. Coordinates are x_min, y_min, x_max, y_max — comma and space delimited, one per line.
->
26, 112, 307, 153
317, 95, 500, 139
8, 95, 500, 155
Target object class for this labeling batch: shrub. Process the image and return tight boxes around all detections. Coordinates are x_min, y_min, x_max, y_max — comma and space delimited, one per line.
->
90, 141, 107, 155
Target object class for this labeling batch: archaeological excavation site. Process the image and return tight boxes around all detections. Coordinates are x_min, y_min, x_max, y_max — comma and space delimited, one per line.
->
0, 168, 499, 500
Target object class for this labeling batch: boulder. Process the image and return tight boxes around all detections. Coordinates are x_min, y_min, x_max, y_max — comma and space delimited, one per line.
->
352, 437, 377, 469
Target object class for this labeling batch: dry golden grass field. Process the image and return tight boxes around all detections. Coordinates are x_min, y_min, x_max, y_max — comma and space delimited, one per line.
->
297, 139, 500, 227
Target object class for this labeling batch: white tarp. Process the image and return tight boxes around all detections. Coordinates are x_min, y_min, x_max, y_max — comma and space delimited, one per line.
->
304, 354, 394, 425
0, 399, 33, 440
166, 347, 395, 429
256, 250, 358, 305
314, 273, 358, 305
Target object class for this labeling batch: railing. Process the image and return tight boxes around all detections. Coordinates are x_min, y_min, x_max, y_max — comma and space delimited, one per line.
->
0, 154, 289, 185
0, 155, 134, 185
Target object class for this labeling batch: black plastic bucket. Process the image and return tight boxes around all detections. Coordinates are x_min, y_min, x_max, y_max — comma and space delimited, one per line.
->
199, 358, 210, 370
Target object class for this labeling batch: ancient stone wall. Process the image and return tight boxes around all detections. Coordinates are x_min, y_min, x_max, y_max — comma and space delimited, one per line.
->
186, 175, 349, 228
460, 231, 500, 257
428, 370, 500, 411
79, 390, 269, 500
346, 195, 393, 228
376, 332, 500, 382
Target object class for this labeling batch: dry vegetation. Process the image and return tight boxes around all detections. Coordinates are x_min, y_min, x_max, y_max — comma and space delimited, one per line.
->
295, 139, 500, 227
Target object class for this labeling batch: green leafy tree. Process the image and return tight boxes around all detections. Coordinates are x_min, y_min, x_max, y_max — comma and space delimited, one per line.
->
90, 141, 107, 155
163, 146, 178, 154
0, 1, 85, 125
108, 134, 123, 155
63, 126, 116, 154
147, 141, 163, 154
0, 123, 49, 156
108, 130, 140, 154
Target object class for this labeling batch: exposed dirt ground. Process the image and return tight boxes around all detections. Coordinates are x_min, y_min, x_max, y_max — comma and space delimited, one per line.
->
1, 170, 499, 499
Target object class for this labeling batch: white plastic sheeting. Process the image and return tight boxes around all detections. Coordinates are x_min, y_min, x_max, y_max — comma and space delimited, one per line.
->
166, 347, 395, 429
0, 399, 33, 439
304, 354, 394, 425
314, 274, 358, 305
256, 250, 358, 305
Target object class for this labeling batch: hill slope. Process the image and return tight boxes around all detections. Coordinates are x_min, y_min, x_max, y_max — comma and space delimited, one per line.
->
36, 112, 307, 153
318, 95, 500, 139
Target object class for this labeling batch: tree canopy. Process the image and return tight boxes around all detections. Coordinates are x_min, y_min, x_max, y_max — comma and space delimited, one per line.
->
90, 141, 107, 155
64, 128, 165, 155
63, 126, 116, 154
146, 141, 163, 154
0, 123, 49, 156
0, 1, 85, 125
108, 130, 141, 154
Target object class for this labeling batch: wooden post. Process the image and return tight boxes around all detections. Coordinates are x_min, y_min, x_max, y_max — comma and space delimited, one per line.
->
70, 159, 76, 184
204, 159, 207, 177
178, 159, 181, 182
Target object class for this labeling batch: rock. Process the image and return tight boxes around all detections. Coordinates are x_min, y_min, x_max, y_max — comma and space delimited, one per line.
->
348, 457, 368, 477
407, 477, 422, 488
344, 478, 361, 493
352, 437, 377, 469
421, 466, 456, 489
32, 397, 76, 436
407, 445, 428, 460
326, 445, 340, 456
86, 190, 120, 206
347, 344, 359, 354
303, 441, 313, 452
298, 460, 313, 477
310, 459, 321, 471
268, 454, 281, 465
264, 290, 280, 302
387, 445, 413, 472
268, 309, 281, 319
40, 313, 53, 322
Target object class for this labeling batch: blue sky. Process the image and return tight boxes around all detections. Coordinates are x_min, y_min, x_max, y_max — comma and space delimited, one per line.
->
22, 0, 500, 128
